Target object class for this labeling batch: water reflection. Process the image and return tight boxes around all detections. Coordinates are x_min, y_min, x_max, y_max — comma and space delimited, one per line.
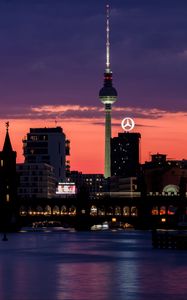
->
0, 231, 187, 300
57, 263, 112, 300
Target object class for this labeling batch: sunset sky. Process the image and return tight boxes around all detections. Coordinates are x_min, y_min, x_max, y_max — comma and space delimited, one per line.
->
0, 0, 186, 173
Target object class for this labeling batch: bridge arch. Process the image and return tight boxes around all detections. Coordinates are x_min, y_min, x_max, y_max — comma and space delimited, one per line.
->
160, 206, 166, 215
115, 206, 121, 216
36, 205, 43, 215
20, 205, 27, 216
53, 205, 60, 215
98, 206, 105, 216
61, 205, 68, 215
90, 205, 97, 216
69, 205, 76, 215
44, 205, 51, 216
131, 206, 138, 216
123, 206, 130, 216
152, 206, 159, 215
106, 206, 113, 215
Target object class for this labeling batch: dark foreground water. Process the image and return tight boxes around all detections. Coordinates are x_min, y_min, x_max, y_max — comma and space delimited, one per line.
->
0, 230, 187, 300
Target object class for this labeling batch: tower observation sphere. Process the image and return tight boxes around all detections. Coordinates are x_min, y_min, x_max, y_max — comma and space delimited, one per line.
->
99, 4, 118, 178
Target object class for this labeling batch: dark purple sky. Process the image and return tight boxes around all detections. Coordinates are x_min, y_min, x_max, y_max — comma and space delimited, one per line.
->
1, 0, 187, 118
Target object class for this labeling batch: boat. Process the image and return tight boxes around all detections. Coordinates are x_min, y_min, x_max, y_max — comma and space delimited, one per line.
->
91, 221, 109, 231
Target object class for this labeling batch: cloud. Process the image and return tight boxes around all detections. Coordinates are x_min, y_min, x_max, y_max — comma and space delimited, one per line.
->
0, 104, 186, 124
94, 121, 158, 128
30, 104, 177, 121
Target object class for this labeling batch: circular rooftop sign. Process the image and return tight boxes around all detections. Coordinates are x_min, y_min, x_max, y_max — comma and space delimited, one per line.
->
121, 118, 135, 132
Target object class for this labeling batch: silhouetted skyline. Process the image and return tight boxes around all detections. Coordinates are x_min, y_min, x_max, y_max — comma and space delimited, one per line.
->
0, 0, 186, 173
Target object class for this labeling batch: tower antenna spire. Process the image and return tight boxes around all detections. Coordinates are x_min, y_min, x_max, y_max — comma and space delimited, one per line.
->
106, 4, 110, 73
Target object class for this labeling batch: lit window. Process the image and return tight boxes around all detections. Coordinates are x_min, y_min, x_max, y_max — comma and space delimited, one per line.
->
1, 160, 3, 167
123, 206, 130, 216
30, 136, 38, 141
6, 194, 10, 202
152, 206, 159, 215
90, 205, 97, 216
115, 206, 121, 216
167, 205, 176, 215
131, 206, 138, 216
160, 206, 166, 215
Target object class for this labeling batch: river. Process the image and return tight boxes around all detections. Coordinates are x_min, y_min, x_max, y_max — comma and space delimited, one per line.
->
0, 229, 187, 300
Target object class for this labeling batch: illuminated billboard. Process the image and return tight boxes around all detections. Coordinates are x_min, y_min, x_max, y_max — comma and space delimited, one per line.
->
56, 182, 76, 195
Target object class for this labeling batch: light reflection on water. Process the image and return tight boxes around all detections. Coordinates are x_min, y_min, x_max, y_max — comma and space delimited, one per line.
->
0, 231, 187, 300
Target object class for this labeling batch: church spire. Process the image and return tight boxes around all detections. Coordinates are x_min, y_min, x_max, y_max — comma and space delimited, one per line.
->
3, 121, 13, 152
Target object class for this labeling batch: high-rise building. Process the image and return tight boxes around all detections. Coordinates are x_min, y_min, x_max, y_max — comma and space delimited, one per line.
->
99, 4, 117, 178
111, 132, 141, 177
23, 127, 69, 182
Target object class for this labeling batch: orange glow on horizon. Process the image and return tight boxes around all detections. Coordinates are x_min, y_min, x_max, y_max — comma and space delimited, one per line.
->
0, 111, 186, 174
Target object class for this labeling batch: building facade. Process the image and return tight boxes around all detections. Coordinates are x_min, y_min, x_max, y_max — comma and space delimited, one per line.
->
69, 171, 106, 196
17, 163, 56, 199
23, 127, 69, 182
111, 132, 141, 178
143, 154, 187, 195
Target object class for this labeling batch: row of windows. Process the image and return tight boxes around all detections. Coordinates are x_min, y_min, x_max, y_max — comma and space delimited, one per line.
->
18, 165, 53, 171
18, 187, 55, 193
19, 205, 185, 217
25, 141, 48, 147
90, 205, 138, 216
148, 192, 179, 196
29, 135, 48, 141
25, 149, 48, 155
19, 205, 138, 217
152, 205, 177, 215
20, 176, 54, 181
20, 205, 187, 216
20, 205, 76, 216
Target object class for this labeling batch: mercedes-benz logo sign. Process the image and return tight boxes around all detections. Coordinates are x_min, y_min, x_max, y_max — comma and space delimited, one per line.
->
121, 118, 135, 132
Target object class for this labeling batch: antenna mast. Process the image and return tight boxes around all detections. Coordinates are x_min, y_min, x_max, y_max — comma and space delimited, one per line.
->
106, 4, 110, 73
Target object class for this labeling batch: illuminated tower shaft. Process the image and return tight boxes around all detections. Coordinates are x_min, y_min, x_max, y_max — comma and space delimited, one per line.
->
99, 5, 117, 178
104, 104, 112, 178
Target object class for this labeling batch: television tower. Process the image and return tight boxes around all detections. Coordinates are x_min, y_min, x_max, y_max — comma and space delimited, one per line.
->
99, 4, 118, 178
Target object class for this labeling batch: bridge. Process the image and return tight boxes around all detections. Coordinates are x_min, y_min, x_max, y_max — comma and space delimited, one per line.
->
18, 193, 185, 229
